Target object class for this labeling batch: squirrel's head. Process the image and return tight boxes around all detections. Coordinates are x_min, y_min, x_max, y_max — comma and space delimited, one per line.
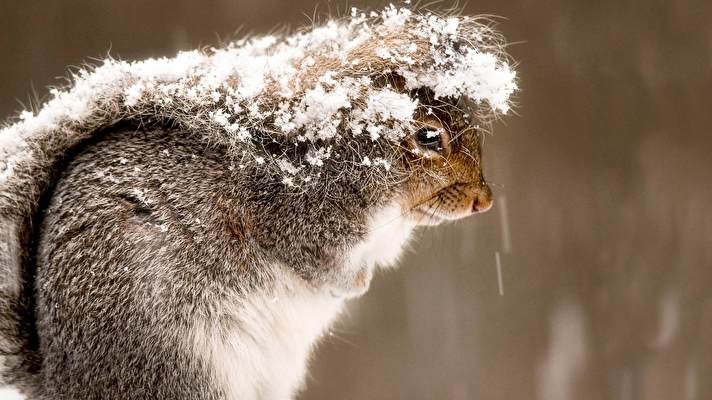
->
399, 94, 493, 226
220, 8, 516, 229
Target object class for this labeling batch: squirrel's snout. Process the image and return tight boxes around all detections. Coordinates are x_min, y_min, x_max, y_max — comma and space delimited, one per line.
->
472, 185, 493, 214
408, 181, 494, 225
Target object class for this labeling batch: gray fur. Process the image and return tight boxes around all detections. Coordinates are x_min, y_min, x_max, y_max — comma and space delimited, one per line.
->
22, 124, 394, 399
0, 7, 515, 398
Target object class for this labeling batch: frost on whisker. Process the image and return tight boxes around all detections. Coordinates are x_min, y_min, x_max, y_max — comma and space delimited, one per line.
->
0, 4, 517, 188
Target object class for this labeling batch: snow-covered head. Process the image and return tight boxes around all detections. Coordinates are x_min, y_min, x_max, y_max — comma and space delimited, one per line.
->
0, 4, 517, 195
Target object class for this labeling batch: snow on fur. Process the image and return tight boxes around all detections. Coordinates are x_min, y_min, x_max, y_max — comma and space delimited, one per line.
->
0, 5, 517, 187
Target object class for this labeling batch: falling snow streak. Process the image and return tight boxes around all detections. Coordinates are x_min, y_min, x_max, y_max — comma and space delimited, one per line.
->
495, 251, 504, 296
498, 195, 512, 254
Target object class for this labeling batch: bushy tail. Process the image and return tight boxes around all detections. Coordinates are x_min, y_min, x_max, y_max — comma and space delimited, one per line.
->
0, 118, 103, 384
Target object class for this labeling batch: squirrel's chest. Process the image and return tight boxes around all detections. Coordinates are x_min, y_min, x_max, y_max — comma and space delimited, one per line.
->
192, 277, 344, 400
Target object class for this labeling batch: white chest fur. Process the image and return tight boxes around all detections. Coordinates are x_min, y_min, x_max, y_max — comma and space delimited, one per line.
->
192, 203, 415, 400
192, 277, 343, 400
346, 202, 416, 270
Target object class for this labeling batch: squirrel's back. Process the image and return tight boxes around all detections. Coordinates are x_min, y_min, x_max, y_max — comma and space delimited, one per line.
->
23, 125, 346, 399
13, 126, 239, 397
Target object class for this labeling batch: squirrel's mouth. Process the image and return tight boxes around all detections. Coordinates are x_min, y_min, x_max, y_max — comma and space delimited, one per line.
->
409, 207, 449, 226
407, 181, 493, 226
409, 205, 472, 226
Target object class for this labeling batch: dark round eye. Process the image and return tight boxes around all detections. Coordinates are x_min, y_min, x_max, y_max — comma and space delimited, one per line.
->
415, 127, 443, 151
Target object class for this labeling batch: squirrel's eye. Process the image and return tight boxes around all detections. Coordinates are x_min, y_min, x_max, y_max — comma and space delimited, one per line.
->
415, 127, 443, 151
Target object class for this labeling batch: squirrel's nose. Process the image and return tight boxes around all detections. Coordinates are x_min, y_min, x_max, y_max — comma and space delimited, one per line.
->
472, 185, 493, 213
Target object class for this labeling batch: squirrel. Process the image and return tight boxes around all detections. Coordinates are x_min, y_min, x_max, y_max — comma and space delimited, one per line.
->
0, 5, 516, 399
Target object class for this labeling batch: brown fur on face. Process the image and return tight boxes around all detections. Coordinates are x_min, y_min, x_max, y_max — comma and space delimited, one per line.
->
400, 100, 493, 226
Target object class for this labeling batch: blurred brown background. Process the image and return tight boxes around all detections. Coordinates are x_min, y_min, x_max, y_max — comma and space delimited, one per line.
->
2, 1, 711, 399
